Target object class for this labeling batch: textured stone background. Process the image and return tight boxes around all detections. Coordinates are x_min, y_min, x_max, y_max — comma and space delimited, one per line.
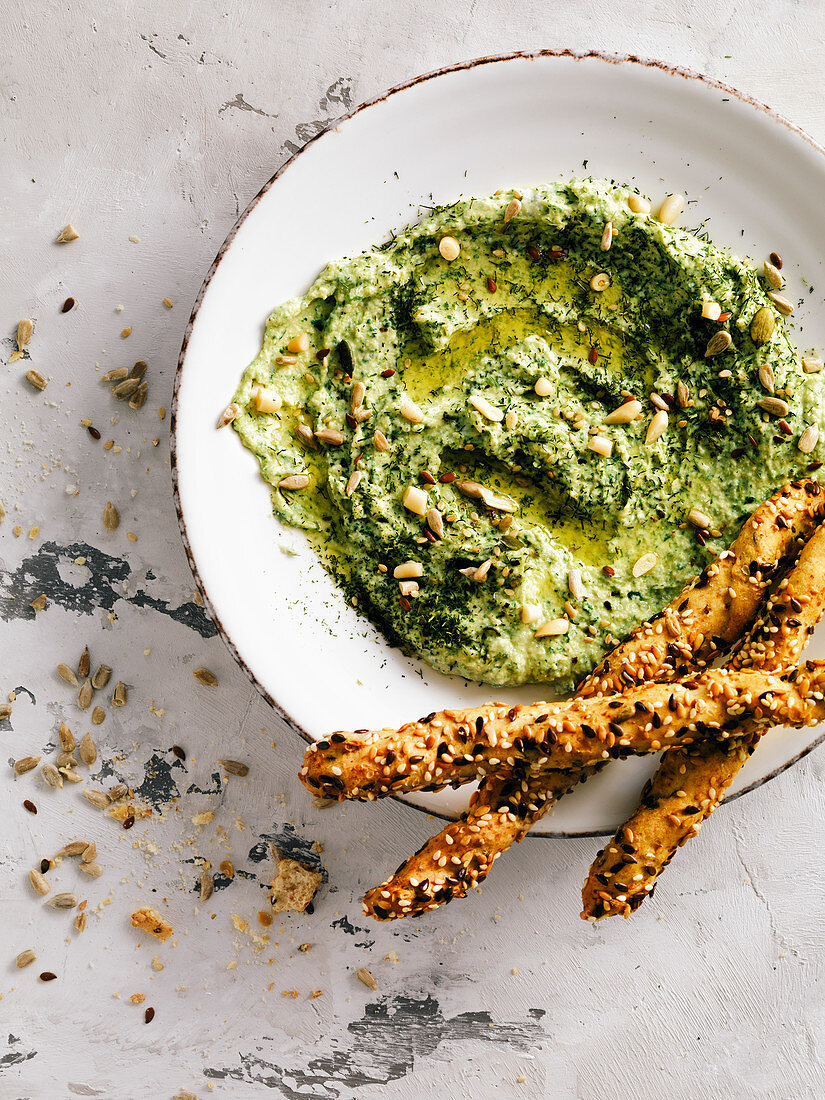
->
3, 2, 825, 1098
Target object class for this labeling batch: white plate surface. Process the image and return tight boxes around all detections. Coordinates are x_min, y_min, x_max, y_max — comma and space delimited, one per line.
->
172, 51, 825, 835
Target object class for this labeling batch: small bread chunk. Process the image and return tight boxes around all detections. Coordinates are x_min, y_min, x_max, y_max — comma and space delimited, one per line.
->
270, 858, 321, 914
130, 905, 173, 941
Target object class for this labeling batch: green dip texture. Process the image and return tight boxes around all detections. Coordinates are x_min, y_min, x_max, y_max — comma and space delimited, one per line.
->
231, 177, 825, 690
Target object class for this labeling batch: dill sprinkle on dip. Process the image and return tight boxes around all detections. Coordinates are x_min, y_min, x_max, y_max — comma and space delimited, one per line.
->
227, 177, 825, 690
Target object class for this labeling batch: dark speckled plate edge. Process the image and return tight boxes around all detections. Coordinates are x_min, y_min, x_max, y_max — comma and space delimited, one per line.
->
170, 48, 825, 838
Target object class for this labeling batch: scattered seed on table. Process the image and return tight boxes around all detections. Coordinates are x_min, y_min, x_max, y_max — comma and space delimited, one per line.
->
356, 967, 377, 990
29, 869, 50, 896
23, 799, 37, 814
61, 297, 75, 313
57, 841, 88, 858
112, 681, 127, 707
83, 789, 109, 810
58, 721, 75, 752
46, 892, 78, 910
218, 759, 249, 777
78, 646, 91, 678
103, 501, 119, 530
219, 860, 235, 879
79, 862, 102, 878
122, 814, 135, 830
91, 706, 105, 725
144, 1007, 155, 1024
74, 911, 86, 933
40, 858, 52, 874
91, 664, 112, 690
40, 763, 63, 789
13, 755, 41, 775
15, 949, 36, 969
87, 425, 101, 440
199, 871, 214, 902
78, 732, 97, 766
81, 841, 97, 863
193, 668, 218, 686
25, 369, 48, 391
77, 679, 92, 710
0, 702, 12, 718
171, 745, 186, 761
107, 783, 128, 802
57, 663, 79, 686
60, 767, 82, 784
39, 971, 57, 982
17, 318, 34, 349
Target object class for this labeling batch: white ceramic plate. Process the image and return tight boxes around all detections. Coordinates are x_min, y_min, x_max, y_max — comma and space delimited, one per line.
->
172, 51, 825, 836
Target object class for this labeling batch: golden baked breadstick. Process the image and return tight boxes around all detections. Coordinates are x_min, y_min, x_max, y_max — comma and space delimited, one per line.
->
302, 663, 825, 798
581, 521, 825, 921
360, 477, 825, 920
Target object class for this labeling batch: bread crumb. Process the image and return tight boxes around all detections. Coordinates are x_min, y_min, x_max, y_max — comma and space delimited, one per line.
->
130, 906, 173, 942
130, 993, 146, 1004
269, 858, 321, 915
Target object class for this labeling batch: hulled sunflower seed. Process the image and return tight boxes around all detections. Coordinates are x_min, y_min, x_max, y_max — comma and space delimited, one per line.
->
91, 706, 105, 725
80, 841, 97, 864
567, 568, 584, 601
757, 396, 790, 417
25, 369, 48, 391
29, 869, 50, 896
705, 331, 732, 357
798, 424, 819, 454
83, 788, 109, 809
426, 507, 444, 539
17, 318, 34, 351
13, 755, 41, 775
16, 949, 36, 969
535, 618, 569, 638
687, 507, 713, 529
453, 480, 518, 513
219, 759, 249, 777
46, 892, 78, 909
217, 402, 240, 428
91, 664, 112, 690
107, 783, 129, 802
78, 646, 91, 679
103, 502, 119, 530
101, 367, 129, 383
57, 662, 79, 686
356, 967, 378, 990
600, 221, 613, 251
802, 357, 823, 374
632, 551, 659, 578
345, 471, 362, 497
41, 763, 63, 789
78, 862, 103, 878
56, 751, 77, 768
78, 732, 97, 766
77, 679, 93, 710
58, 721, 75, 753
316, 428, 345, 446
676, 380, 690, 408
60, 767, 83, 783
767, 290, 794, 315
57, 841, 89, 857
193, 668, 217, 687
128, 382, 148, 410
504, 198, 521, 223
750, 306, 775, 346
112, 681, 127, 707
199, 870, 214, 902
763, 260, 784, 289
278, 473, 310, 491
56, 223, 80, 243
373, 429, 390, 452
758, 364, 775, 393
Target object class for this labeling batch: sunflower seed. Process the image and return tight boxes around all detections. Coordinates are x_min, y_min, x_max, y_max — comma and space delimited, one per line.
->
633, 551, 659, 578
453, 480, 518, 513
112, 681, 127, 707
107, 783, 128, 802
57, 841, 89, 857
57, 223, 80, 242
91, 664, 112, 690
46, 892, 78, 909
356, 967, 377, 990
193, 668, 217, 687
426, 507, 444, 539
645, 410, 669, 444
103, 501, 119, 530
657, 193, 684, 225
74, 910, 86, 933
504, 198, 521, 223
57, 662, 79, 686
77, 679, 93, 710
80, 841, 97, 863
29, 869, 50, 896
83, 788, 109, 809
758, 364, 775, 393
535, 618, 569, 638
316, 428, 345, 446
25, 369, 48, 391
129, 360, 147, 381
78, 732, 97, 766
113, 377, 140, 400
91, 706, 105, 725
17, 318, 34, 350
603, 399, 642, 424
763, 259, 784, 289
705, 331, 732, 357
13, 755, 41, 775
58, 721, 75, 752
78, 862, 102, 878
101, 367, 129, 383
16, 949, 36, 969
199, 870, 214, 902
798, 424, 819, 454
278, 474, 310, 491
41, 763, 63, 789
687, 508, 713, 529
676, 380, 690, 408
219, 759, 249, 777
0, 702, 10, 719
373, 429, 390, 452
78, 646, 90, 678
567, 568, 585, 601
217, 402, 240, 428
757, 396, 790, 417
128, 381, 148, 410
768, 290, 794, 315
60, 767, 83, 783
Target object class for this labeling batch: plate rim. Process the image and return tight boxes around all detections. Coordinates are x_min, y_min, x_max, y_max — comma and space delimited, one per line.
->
170, 47, 825, 837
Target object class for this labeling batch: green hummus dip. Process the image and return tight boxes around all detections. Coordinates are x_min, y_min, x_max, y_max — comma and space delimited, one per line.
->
231, 177, 825, 690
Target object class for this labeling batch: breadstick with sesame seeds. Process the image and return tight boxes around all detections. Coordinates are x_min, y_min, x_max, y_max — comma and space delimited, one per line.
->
301, 663, 825, 800
361, 478, 825, 920
581, 521, 825, 921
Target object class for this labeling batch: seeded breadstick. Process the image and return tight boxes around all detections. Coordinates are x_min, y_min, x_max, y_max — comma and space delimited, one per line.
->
302, 664, 825, 800
581, 522, 825, 921
360, 478, 825, 919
